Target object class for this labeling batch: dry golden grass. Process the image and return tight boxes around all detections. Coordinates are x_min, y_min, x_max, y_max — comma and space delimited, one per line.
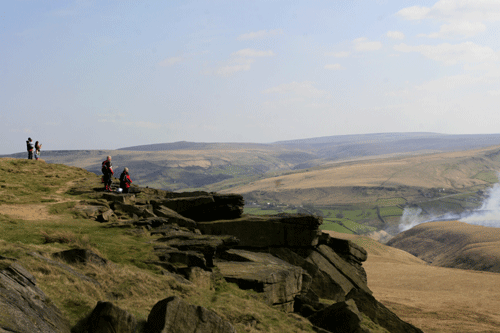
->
327, 231, 500, 332
231, 147, 500, 193
388, 221, 500, 273
45, 147, 293, 170
225, 145, 500, 205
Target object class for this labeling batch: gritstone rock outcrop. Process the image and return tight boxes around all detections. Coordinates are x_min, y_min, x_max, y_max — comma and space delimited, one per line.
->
1, 187, 423, 333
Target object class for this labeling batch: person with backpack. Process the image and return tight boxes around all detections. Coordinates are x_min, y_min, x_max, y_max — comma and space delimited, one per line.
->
26, 138, 34, 159
101, 156, 114, 191
119, 167, 132, 193
34, 141, 42, 161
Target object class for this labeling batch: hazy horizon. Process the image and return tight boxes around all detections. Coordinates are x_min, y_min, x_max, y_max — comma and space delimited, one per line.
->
3, 1, 500, 155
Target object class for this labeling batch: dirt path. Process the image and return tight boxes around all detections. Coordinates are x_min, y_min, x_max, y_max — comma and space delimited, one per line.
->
0, 204, 54, 220
0, 180, 79, 220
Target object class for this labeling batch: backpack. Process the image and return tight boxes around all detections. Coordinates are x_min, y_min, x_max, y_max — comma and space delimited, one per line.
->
101, 161, 109, 175
26, 141, 32, 152
120, 172, 130, 184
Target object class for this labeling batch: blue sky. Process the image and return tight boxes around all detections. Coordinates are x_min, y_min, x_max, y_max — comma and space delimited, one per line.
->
2, 0, 500, 154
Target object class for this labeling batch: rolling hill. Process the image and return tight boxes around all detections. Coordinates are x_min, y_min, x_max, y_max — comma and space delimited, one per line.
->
4, 132, 500, 193
387, 220, 500, 273
4, 133, 500, 234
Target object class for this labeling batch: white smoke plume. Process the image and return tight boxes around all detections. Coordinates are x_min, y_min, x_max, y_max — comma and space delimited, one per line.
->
398, 180, 500, 233
460, 182, 500, 228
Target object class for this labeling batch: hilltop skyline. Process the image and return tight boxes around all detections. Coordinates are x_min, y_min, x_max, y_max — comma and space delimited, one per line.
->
2, 0, 500, 154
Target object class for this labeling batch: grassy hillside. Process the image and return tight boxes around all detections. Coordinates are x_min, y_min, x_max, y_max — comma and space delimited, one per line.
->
0, 158, 321, 332
230, 145, 500, 232
5, 137, 500, 236
387, 220, 500, 273
327, 231, 500, 333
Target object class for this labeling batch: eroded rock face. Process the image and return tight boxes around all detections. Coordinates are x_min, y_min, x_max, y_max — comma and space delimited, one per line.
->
216, 250, 305, 311
151, 193, 244, 222
197, 214, 322, 248
347, 289, 424, 333
308, 299, 363, 333
77, 301, 138, 333
147, 296, 236, 333
0, 262, 71, 333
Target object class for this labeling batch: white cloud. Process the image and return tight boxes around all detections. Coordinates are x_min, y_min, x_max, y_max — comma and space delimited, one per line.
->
397, 1, 500, 39
423, 21, 487, 39
394, 42, 498, 65
216, 59, 255, 76
324, 51, 350, 58
237, 29, 283, 41
263, 81, 328, 98
324, 63, 344, 70
214, 49, 274, 77
397, 1, 500, 22
387, 31, 405, 40
159, 57, 183, 67
396, 5, 431, 20
231, 49, 275, 57
353, 37, 382, 51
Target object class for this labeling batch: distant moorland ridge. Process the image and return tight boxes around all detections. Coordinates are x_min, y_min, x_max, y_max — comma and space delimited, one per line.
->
4, 133, 500, 193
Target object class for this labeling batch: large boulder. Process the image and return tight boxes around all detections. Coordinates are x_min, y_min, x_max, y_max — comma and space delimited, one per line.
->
53, 249, 108, 266
308, 299, 363, 333
197, 214, 322, 248
113, 202, 155, 219
215, 250, 304, 311
0, 262, 71, 333
147, 296, 236, 333
152, 205, 197, 230
77, 301, 138, 333
102, 192, 136, 204
155, 234, 239, 267
319, 233, 368, 285
303, 249, 355, 301
96, 209, 117, 223
151, 193, 244, 222
133, 216, 195, 231
315, 245, 371, 295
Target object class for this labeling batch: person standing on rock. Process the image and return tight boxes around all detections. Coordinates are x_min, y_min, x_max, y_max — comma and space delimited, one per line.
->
34, 141, 42, 161
26, 138, 34, 160
119, 167, 132, 193
101, 156, 114, 192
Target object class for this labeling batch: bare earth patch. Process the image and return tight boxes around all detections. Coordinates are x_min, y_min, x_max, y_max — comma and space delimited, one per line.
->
0, 204, 54, 220
326, 231, 500, 332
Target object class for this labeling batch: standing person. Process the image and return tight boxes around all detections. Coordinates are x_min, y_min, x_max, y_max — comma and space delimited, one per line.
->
26, 138, 34, 159
101, 156, 114, 192
119, 167, 132, 193
34, 141, 42, 161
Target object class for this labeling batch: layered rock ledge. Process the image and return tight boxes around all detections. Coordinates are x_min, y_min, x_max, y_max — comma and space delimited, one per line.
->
0, 188, 422, 333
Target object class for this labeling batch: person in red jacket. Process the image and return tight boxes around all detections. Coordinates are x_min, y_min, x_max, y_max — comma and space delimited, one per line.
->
119, 167, 132, 193
101, 156, 114, 191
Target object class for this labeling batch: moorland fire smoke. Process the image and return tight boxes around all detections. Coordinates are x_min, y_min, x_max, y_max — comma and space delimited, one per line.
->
398, 181, 500, 232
